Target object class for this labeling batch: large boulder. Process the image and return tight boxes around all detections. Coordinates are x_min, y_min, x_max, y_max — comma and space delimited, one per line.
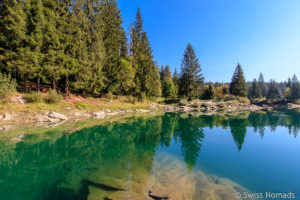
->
35, 115, 60, 123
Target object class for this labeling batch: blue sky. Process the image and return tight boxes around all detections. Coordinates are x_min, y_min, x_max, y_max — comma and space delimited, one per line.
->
118, 0, 300, 82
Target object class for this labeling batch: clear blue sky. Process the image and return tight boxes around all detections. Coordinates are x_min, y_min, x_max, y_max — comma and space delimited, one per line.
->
118, 0, 300, 82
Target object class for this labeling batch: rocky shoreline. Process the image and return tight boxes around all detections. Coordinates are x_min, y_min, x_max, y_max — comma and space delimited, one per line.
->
0, 101, 265, 129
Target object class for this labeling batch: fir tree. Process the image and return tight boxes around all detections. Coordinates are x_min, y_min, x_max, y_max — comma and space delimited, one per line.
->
130, 8, 161, 97
267, 79, 280, 99
101, 0, 124, 94
290, 74, 300, 99
0, 0, 28, 91
249, 78, 260, 99
258, 72, 267, 98
173, 67, 179, 87
179, 43, 204, 100
229, 63, 248, 97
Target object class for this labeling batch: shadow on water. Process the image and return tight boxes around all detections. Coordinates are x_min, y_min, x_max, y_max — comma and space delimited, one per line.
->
0, 109, 300, 199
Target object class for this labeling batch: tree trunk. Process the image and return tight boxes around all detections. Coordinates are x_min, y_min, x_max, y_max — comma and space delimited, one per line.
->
37, 76, 40, 93
52, 79, 56, 91
24, 75, 29, 93
65, 73, 69, 94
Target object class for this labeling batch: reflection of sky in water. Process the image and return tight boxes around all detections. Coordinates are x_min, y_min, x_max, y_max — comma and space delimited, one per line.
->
158, 124, 300, 196
0, 110, 300, 199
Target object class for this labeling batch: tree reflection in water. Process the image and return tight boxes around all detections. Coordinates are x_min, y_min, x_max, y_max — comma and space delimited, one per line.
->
0, 109, 300, 199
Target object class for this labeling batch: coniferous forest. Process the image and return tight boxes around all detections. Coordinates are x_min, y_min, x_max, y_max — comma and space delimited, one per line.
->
1, 0, 300, 102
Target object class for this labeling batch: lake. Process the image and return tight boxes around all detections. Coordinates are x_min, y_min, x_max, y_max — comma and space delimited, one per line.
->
0, 110, 299, 200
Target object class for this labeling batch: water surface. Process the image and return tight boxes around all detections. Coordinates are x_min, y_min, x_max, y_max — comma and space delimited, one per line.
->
0, 110, 299, 200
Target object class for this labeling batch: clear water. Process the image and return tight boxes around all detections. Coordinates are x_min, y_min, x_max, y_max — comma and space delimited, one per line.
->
0, 110, 299, 200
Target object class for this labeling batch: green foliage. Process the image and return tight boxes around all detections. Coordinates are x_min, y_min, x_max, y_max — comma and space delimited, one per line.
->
179, 43, 204, 100
44, 89, 63, 104
235, 97, 250, 104
258, 73, 267, 97
202, 84, 215, 100
267, 79, 281, 100
284, 87, 292, 99
75, 101, 88, 109
162, 77, 177, 98
179, 99, 189, 106
249, 78, 262, 99
0, 73, 17, 98
105, 92, 115, 100
117, 59, 135, 95
24, 92, 43, 103
125, 95, 137, 104
138, 92, 147, 101
229, 63, 248, 97
131, 8, 162, 98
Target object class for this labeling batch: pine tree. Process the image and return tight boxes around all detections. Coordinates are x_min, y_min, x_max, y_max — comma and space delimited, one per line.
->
130, 8, 161, 97
179, 43, 204, 100
26, 0, 45, 92
202, 83, 215, 100
173, 67, 179, 86
0, 0, 28, 91
267, 79, 280, 99
101, 0, 124, 94
229, 63, 248, 97
291, 74, 300, 99
258, 72, 266, 98
249, 78, 260, 99
164, 65, 172, 78
42, 0, 65, 90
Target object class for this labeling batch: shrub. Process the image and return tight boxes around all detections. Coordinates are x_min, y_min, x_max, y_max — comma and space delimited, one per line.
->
24, 92, 43, 103
44, 89, 63, 104
235, 97, 250, 104
138, 92, 147, 102
125, 95, 136, 104
105, 92, 114, 100
0, 73, 17, 98
179, 99, 189, 106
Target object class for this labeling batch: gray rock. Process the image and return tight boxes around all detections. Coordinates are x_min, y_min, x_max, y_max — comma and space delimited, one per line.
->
48, 111, 68, 120
136, 109, 150, 113
164, 105, 175, 112
3, 113, 13, 121
93, 111, 106, 117
35, 115, 60, 123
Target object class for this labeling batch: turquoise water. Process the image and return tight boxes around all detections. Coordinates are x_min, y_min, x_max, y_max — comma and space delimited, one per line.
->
0, 110, 299, 200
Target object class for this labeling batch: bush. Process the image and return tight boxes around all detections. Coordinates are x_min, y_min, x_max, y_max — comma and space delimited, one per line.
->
0, 73, 17, 98
235, 97, 250, 104
24, 92, 43, 103
105, 92, 114, 100
138, 92, 147, 102
179, 99, 189, 106
44, 89, 63, 104
125, 95, 136, 104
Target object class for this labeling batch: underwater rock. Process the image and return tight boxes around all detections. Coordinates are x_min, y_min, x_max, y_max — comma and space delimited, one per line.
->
87, 176, 127, 191
88, 186, 110, 200
149, 186, 184, 200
